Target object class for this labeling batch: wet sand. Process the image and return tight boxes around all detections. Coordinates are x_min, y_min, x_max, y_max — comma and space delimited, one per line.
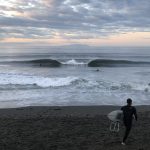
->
0, 106, 150, 150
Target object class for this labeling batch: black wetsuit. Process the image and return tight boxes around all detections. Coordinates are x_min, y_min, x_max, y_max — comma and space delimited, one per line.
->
121, 105, 137, 142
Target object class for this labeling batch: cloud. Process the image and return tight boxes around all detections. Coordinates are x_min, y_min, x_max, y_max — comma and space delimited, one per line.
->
0, 0, 149, 41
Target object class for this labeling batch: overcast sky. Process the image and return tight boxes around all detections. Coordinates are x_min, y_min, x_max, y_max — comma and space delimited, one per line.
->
0, 0, 150, 47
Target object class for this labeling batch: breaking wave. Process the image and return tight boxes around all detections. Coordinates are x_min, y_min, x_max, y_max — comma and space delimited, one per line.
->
5, 59, 87, 67
61, 59, 86, 66
3, 58, 150, 68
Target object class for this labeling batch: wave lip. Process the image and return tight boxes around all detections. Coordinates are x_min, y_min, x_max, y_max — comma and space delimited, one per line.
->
88, 59, 150, 67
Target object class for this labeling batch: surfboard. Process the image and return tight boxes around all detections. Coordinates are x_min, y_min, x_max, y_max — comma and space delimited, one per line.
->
107, 110, 123, 122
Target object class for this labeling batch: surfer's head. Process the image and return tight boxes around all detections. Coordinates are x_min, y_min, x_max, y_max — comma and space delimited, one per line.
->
127, 98, 132, 106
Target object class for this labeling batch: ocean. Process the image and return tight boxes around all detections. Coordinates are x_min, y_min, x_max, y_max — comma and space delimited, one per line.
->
0, 50, 150, 108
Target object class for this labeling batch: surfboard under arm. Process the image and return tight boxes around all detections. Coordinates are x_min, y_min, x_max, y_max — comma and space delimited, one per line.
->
107, 110, 123, 122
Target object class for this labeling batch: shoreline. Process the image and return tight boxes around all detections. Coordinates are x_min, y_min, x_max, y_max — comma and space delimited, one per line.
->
0, 105, 150, 118
0, 105, 149, 149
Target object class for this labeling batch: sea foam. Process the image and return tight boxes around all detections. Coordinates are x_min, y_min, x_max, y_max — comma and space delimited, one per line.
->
0, 73, 79, 88
62, 59, 86, 65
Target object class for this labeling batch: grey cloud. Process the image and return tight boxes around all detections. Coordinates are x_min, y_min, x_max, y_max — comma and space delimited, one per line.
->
0, 0, 149, 40
0, 27, 57, 39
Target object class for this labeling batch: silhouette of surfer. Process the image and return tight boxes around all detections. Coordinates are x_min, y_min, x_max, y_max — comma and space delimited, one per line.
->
121, 98, 137, 145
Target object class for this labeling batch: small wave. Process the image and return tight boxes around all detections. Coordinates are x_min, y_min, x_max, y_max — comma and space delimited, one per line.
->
61, 59, 86, 66
88, 59, 150, 67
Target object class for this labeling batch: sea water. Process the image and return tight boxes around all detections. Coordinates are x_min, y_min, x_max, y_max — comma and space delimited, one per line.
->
0, 49, 150, 108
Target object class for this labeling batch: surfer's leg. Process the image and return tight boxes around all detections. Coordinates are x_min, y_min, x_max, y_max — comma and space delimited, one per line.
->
123, 123, 132, 143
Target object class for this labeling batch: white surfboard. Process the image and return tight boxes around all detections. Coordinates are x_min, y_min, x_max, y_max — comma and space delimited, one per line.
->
107, 110, 123, 122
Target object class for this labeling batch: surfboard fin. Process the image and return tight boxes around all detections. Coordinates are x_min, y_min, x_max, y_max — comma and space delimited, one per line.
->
109, 121, 120, 132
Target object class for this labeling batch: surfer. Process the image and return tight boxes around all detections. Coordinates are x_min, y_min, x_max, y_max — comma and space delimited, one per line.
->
121, 98, 137, 145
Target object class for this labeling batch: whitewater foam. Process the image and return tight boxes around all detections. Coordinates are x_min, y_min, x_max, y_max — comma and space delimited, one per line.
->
0, 73, 79, 88
0, 73, 149, 92
62, 59, 86, 65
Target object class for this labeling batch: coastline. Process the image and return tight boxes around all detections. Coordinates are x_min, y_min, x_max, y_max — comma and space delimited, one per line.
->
0, 105, 150, 118
0, 105, 149, 149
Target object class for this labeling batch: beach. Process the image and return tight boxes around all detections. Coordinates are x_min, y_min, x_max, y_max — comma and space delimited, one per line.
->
0, 0, 150, 148
0, 106, 149, 150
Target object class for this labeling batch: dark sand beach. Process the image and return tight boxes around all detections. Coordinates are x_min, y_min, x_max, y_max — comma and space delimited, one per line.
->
0, 106, 150, 150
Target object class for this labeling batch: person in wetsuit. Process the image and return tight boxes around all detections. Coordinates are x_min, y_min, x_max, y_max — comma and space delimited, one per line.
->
121, 98, 137, 145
